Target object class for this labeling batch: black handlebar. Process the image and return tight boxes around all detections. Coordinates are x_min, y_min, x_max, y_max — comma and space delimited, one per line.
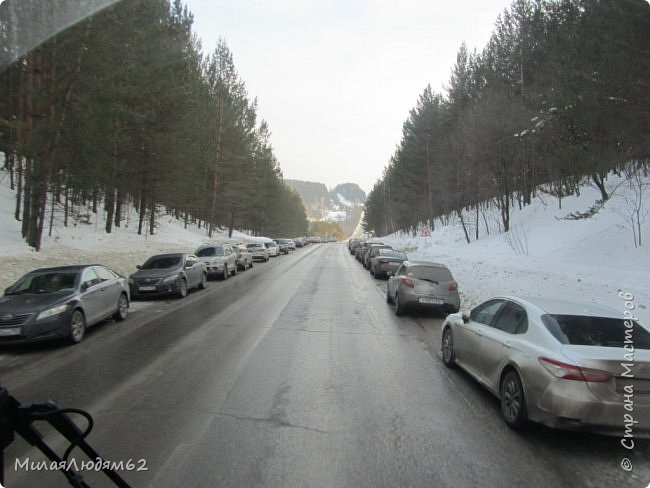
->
0, 386, 131, 487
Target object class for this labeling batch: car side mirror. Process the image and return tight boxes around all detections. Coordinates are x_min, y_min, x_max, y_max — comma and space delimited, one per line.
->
386, 271, 393, 277
462, 312, 470, 323
136, 265, 142, 270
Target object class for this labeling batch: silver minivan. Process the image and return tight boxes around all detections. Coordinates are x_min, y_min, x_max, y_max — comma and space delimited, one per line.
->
195, 243, 238, 280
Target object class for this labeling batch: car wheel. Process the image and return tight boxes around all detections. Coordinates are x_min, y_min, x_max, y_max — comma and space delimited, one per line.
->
386, 287, 393, 304
393, 293, 404, 316
500, 370, 528, 430
113, 293, 128, 321
199, 273, 208, 289
442, 328, 456, 368
370, 266, 375, 276
178, 278, 188, 298
222, 266, 228, 280
69, 309, 86, 344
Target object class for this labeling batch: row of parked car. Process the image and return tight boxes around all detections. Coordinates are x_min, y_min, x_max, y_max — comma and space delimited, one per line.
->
350, 238, 650, 437
349, 238, 461, 315
0, 238, 310, 345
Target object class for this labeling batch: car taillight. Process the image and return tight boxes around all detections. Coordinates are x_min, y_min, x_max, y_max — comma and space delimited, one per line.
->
400, 277, 414, 288
538, 357, 611, 383
448, 282, 458, 291
378, 259, 389, 264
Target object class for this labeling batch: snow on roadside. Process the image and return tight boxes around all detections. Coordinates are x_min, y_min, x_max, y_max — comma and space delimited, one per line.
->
0, 171, 270, 290
378, 173, 650, 325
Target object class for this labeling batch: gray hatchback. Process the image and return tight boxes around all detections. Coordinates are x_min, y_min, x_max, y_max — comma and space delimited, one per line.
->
386, 261, 460, 315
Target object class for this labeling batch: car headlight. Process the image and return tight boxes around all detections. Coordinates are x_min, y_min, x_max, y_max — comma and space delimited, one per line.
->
163, 274, 180, 283
36, 303, 70, 320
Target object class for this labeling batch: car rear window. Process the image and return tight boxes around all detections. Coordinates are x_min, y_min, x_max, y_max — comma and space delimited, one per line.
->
408, 266, 454, 282
378, 249, 406, 259
542, 314, 650, 349
197, 247, 224, 257
143, 257, 181, 269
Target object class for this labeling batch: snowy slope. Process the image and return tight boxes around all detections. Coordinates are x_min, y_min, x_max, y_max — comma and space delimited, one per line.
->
0, 169, 266, 289
377, 173, 650, 324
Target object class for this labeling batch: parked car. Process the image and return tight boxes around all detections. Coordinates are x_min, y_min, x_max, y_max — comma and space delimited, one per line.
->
234, 244, 254, 271
386, 261, 460, 315
355, 242, 369, 262
370, 249, 408, 278
440, 296, 650, 435
129, 253, 207, 299
273, 239, 290, 254
286, 239, 296, 251
0, 264, 129, 344
364, 243, 392, 269
264, 241, 280, 257
348, 238, 360, 252
294, 237, 305, 248
195, 243, 238, 279
247, 243, 270, 262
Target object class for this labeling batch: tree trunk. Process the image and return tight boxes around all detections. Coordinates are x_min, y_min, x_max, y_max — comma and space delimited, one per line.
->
591, 173, 609, 202
14, 157, 23, 221
114, 190, 123, 228
105, 187, 115, 233
149, 199, 156, 235
457, 208, 470, 244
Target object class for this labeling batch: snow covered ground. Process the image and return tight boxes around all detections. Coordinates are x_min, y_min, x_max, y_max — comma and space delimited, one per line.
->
378, 172, 650, 324
0, 169, 648, 324
0, 169, 269, 290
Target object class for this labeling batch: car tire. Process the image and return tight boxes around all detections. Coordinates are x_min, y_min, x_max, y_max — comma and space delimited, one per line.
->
442, 328, 456, 368
500, 370, 528, 430
69, 309, 86, 344
222, 266, 228, 280
113, 293, 128, 321
393, 293, 404, 316
386, 288, 393, 304
199, 273, 208, 290
178, 278, 188, 298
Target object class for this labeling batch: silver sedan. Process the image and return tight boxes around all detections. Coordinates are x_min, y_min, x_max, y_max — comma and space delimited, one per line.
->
441, 295, 650, 436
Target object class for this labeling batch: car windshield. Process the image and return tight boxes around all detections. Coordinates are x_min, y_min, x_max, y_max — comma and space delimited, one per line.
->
197, 247, 224, 257
141, 256, 182, 269
6, 271, 78, 295
246, 244, 259, 249
408, 266, 454, 282
543, 314, 650, 349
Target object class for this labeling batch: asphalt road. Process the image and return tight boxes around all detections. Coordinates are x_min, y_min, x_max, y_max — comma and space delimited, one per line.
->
1, 243, 648, 487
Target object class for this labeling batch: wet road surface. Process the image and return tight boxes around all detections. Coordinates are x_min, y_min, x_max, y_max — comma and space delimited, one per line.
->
1, 243, 648, 487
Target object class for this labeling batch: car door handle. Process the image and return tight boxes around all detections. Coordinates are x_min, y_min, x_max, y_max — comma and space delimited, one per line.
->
504, 341, 512, 349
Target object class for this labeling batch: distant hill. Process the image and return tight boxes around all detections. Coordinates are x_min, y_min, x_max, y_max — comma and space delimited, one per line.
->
284, 180, 366, 238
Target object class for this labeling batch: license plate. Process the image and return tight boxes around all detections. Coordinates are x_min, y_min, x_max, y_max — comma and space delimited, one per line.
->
0, 328, 21, 336
419, 297, 443, 304
139, 286, 156, 291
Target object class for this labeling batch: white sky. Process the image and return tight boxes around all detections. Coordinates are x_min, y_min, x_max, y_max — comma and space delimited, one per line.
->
184, 0, 513, 193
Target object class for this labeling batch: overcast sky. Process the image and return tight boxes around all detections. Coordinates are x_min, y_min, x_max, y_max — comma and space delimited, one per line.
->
184, 0, 514, 193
